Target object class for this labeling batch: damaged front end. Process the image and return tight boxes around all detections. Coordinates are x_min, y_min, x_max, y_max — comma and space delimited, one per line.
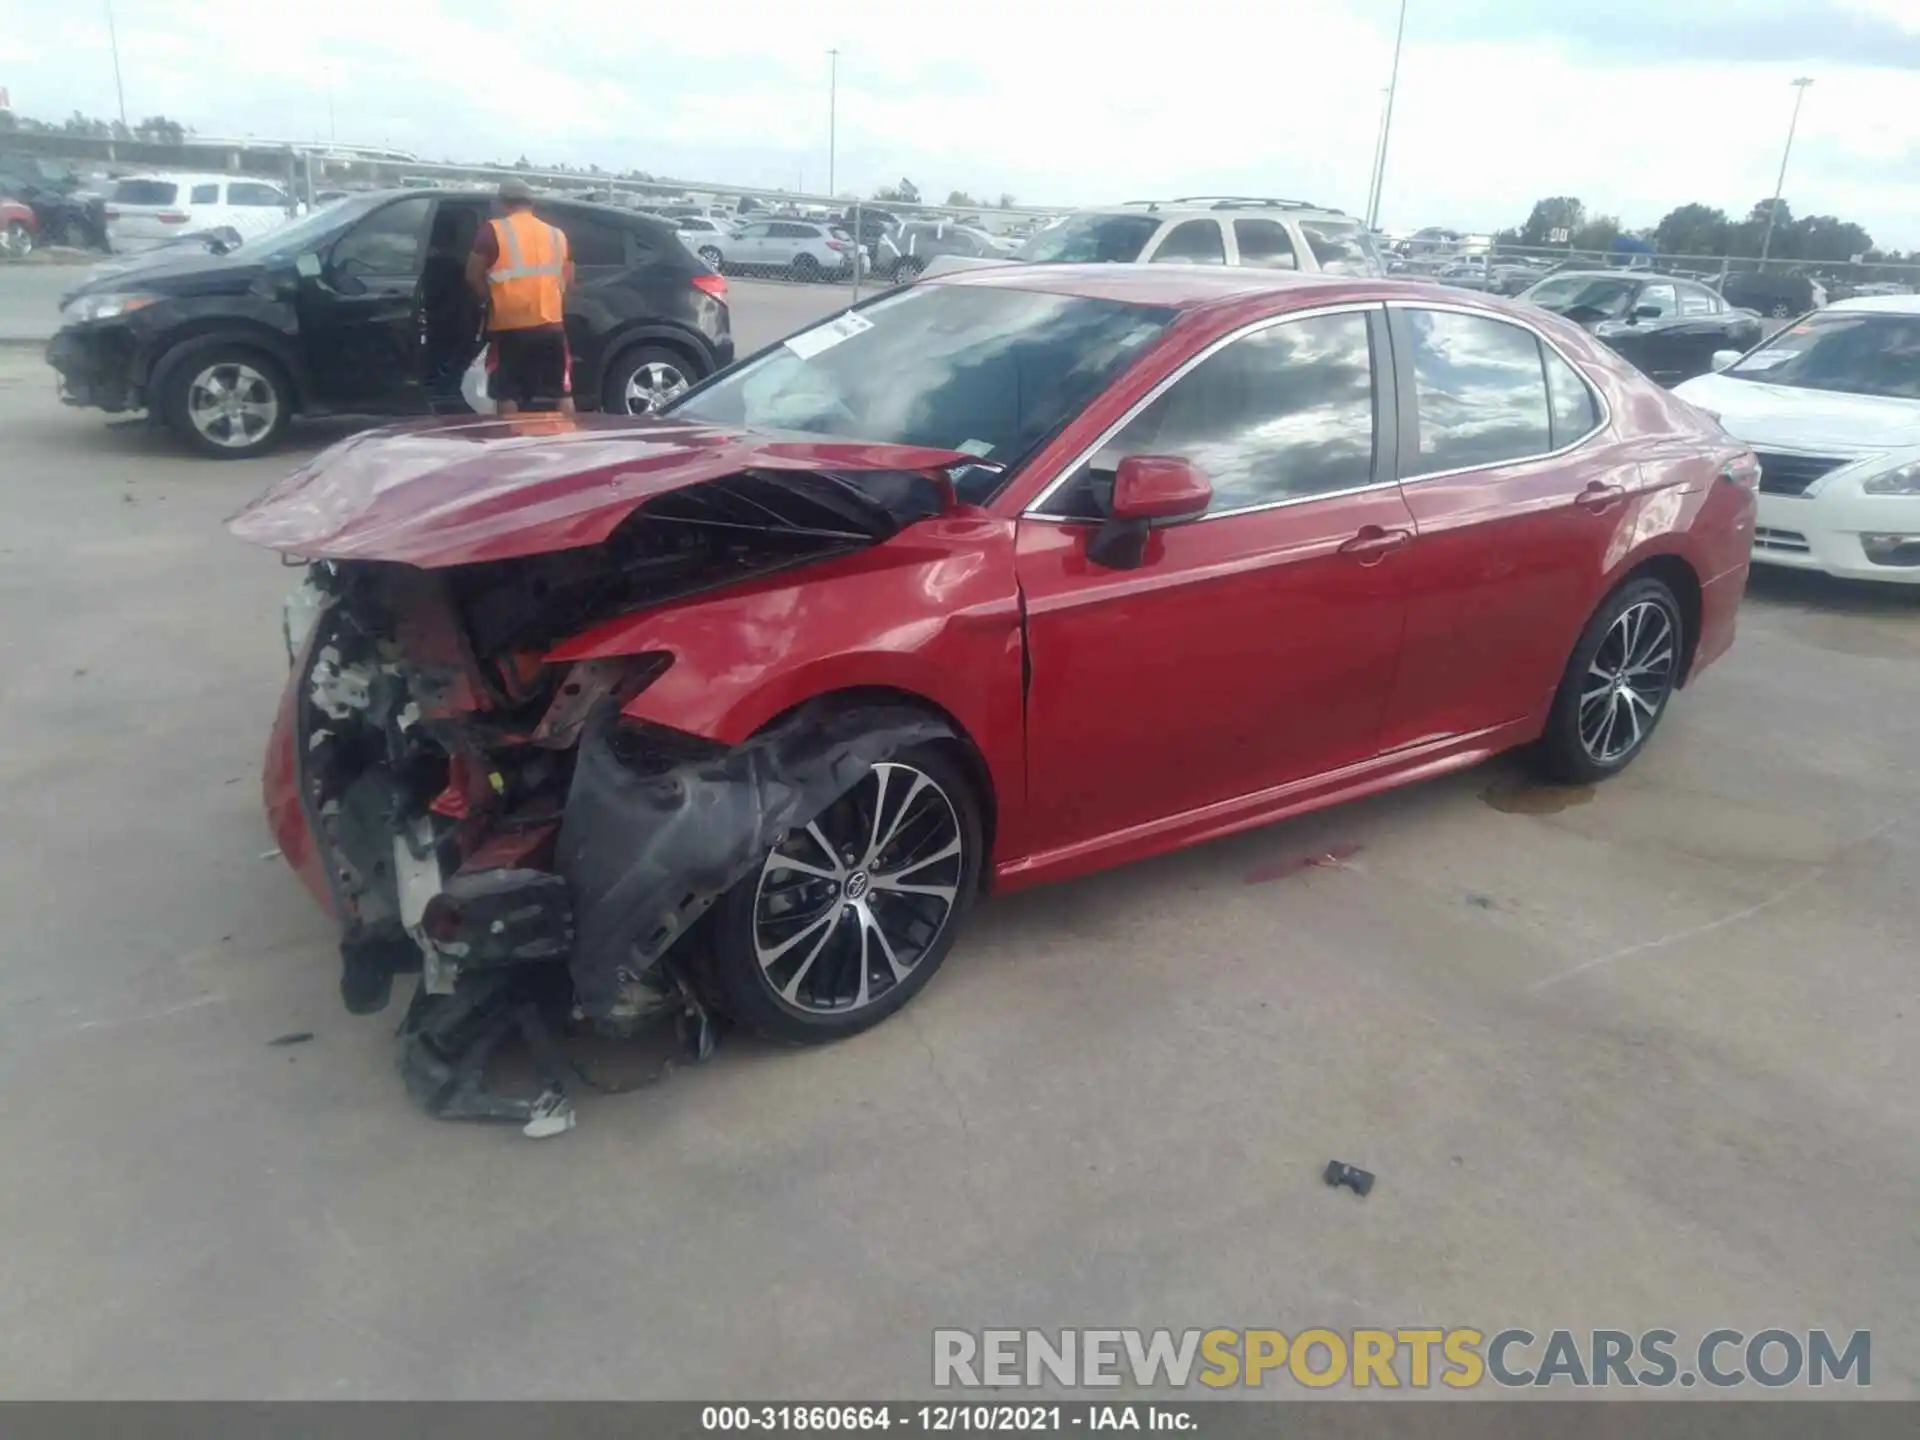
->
262, 465, 957, 1131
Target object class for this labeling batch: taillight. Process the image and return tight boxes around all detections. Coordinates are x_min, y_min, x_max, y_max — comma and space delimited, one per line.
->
827, 239, 850, 251
1721, 453, 1761, 490
690, 272, 727, 298
157, 211, 189, 225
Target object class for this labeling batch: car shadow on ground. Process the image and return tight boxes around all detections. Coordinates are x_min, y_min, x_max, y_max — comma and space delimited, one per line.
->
1745, 565, 1920, 616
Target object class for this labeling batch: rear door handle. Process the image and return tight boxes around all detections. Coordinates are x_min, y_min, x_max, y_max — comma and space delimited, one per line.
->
1338, 525, 1414, 565
1576, 481, 1628, 512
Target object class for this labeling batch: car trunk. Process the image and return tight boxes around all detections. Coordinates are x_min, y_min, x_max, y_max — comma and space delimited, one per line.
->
105, 179, 190, 249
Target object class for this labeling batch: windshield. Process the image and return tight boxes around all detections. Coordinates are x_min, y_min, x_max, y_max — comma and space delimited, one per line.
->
239, 199, 380, 260
668, 285, 1174, 500
1523, 276, 1635, 316
1724, 313, 1920, 400
1015, 213, 1160, 264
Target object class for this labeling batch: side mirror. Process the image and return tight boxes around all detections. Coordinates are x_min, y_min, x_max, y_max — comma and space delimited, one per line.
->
1088, 456, 1212, 570
294, 253, 323, 280
1632, 303, 1662, 321
1710, 349, 1741, 373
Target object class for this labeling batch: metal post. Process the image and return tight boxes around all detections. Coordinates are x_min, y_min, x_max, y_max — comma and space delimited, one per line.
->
104, 0, 128, 131
827, 49, 839, 198
1365, 0, 1408, 230
1759, 77, 1813, 263
851, 198, 863, 302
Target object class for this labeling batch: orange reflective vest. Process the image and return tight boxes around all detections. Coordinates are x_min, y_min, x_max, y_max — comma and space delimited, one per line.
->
486, 212, 569, 331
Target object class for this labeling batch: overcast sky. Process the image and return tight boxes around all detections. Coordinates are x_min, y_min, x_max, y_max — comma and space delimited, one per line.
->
2, 0, 1917, 247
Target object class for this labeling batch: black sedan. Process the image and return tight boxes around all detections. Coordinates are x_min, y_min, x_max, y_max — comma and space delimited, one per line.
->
1516, 270, 1764, 387
47, 189, 733, 457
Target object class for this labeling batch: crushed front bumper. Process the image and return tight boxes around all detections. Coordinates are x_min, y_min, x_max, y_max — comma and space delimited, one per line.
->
46, 324, 145, 413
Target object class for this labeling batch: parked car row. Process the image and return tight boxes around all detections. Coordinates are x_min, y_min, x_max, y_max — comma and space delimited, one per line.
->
48, 188, 733, 455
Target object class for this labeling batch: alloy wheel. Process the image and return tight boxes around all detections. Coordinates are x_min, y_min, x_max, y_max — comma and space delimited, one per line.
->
622, 360, 689, 415
186, 361, 278, 449
751, 761, 965, 1015
3, 221, 32, 259
1578, 599, 1676, 764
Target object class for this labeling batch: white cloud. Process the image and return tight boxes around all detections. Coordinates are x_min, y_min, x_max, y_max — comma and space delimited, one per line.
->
1, 0, 1915, 246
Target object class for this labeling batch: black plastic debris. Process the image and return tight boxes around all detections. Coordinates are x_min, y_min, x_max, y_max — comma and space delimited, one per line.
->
1324, 1160, 1375, 1197
267, 1031, 314, 1047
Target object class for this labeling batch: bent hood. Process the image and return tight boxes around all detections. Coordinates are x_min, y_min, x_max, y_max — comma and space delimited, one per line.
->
1672, 371, 1920, 457
229, 414, 978, 567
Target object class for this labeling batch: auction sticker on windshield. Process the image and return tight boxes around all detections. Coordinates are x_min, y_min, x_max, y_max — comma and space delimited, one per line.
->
785, 311, 874, 360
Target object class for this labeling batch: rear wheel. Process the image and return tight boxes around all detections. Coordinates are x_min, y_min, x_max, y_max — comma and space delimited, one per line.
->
160, 346, 292, 458
1534, 577, 1684, 784
708, 743, 983, 1044
2, 220, 32, 259
601, 344, 696, 415
893, 257, 923, 284
790, 252, 820, 283
1768, 301, 1793, 318
697, 245, 723, 269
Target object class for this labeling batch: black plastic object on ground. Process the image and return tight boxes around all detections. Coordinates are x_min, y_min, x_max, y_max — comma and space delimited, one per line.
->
556, 700, 954, 1024
1324, 1160, 1375, 1196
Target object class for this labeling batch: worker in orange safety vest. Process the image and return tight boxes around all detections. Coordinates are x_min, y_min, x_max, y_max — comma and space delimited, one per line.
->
465, 179, 576, 415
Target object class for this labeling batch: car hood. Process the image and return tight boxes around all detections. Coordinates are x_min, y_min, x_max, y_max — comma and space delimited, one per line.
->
228, 414, 981, 568
1672, 371, 1920, 456
64, 248, 265, 302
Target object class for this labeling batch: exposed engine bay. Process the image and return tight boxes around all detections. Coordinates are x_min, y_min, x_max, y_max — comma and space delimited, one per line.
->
274, 467, 957, 1134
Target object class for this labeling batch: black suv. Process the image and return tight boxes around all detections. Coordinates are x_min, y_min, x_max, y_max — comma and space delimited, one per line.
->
47, 189, 734, 458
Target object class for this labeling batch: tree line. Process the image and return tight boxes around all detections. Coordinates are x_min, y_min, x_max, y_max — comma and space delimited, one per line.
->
1496, 194, 1915, 268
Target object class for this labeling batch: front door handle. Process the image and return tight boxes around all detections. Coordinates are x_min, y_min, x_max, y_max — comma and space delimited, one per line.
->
1576, 481, 1628, 513
1338, 525, 1413, 565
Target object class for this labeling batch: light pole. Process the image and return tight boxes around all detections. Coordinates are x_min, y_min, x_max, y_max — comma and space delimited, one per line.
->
827, 48, 839, 197
1759, 76, 1813, 262
1365, 0, 1408, 230
104, 0, 128, 132
1363, 87, 1389, 226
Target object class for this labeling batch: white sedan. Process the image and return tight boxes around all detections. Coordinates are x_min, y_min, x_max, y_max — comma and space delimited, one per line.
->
1675, 294, 1920, 583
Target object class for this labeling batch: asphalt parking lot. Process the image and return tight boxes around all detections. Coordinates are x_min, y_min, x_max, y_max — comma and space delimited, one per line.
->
1, 289, 1917, 1400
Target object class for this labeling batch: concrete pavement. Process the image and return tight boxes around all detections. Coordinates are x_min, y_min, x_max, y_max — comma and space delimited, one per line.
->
0, 346, 1917, 1400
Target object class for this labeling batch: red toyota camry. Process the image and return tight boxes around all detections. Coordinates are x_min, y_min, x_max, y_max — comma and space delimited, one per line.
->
234, 266, 1755, 1117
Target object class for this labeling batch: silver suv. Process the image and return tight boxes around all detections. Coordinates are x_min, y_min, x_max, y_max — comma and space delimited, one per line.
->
918, 197, 1384, 280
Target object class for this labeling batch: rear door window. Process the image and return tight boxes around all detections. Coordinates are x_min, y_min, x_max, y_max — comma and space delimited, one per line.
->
1233, 218, 1298, 270
228, 181, 288, 207
1542, 347, 1602, 448
1400, 309, 1553, 475
1298, 221, 1383, 276
189, 183, 220, 205
539, 205, 629, 269
1148, 219, 1226, 266
112, 179, 178, 206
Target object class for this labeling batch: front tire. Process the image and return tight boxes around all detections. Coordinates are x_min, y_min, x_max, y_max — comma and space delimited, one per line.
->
1534, 577, 1684, 784
601, 344, 697, 415
2, 220, 32, 259
707, 742, 984, 1044
893, 257, 923, 284
790, 252, 820, 283
160, 346, 292, 458
697, 245, 723, 269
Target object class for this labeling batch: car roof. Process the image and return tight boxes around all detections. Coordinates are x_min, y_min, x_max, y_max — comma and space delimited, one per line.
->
1067, 201, 1356, 223
1827, 293, 1920, 315
115, 171, 261, 186
1532, 269, 1691, 283
924, 262, 1479, 313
